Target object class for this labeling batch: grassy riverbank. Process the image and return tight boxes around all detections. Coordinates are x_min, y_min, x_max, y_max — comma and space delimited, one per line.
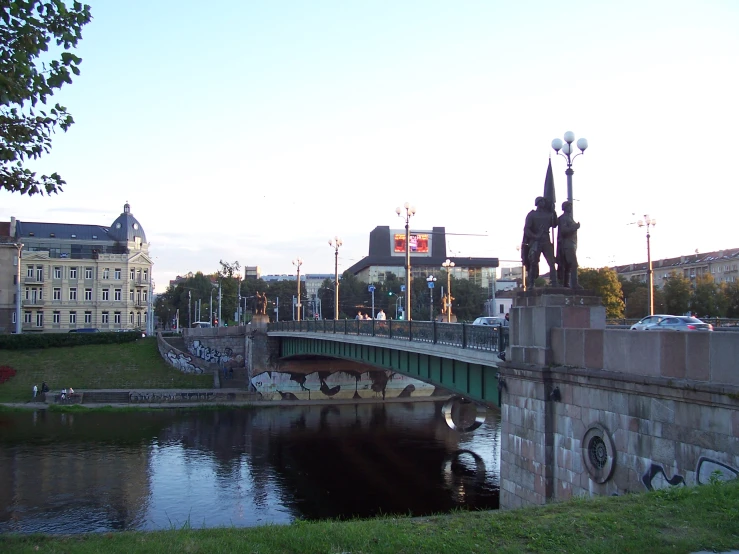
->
0, 339, 212, 403
2, 480, 738, 553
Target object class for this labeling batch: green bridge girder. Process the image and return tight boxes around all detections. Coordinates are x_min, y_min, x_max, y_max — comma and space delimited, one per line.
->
278, 336, 501, 407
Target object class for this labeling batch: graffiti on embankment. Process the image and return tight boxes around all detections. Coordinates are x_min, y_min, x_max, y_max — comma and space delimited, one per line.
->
188, 339, 244, 367
641, 456, 738, 491
251, 369, 439, 401
165, 350, 203, 374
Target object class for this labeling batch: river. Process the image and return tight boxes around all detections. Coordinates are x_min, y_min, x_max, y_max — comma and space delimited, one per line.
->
0, 400, 500, 534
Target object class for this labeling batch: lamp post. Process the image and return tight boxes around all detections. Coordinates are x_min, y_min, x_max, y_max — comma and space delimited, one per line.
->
551, 131, 589, 217
442, 259, 455, 322
292, 257, 303, 321
328, 237, 342, 319
14, 242, 23, 334
396, 202, 416, 321
637, 215, 657, 315
426, 275, 437, 321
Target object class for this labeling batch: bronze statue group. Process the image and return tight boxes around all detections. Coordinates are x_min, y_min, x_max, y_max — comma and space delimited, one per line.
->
521, 197, 581, 290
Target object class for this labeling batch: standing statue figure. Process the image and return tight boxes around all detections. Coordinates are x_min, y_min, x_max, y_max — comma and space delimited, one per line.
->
557, 201, 582, 289
523, 196, 559, 288
255, 291, 267, 315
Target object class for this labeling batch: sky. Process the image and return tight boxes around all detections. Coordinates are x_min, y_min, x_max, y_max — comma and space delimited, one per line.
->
2, 0, 738, 292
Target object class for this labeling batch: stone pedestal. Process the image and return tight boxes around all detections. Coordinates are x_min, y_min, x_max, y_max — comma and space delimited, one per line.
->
508, 288, 605, 366
250, 314, 270, 331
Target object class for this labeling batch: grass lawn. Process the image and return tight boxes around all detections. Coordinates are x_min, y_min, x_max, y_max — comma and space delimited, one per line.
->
0, 338, 212, 402
1, 480, 738, 553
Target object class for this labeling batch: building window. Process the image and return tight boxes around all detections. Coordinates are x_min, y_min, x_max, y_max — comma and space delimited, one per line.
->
130, 269, 135, 280
144, 311, 148, 323
53, 311, 61, 324
115, 268, 121, 280
84, 311, 92, 324
85, 267, 93, 279
114, 312, 121, 324
129, 312, 134, 324
12, 312, 16, 324
102, 289, 110, 301
114, 289, 122, 301
69, 288, 77, 300
69, 311, 77, 324
143, 270, 148, 281
24, 311, 32, 323
54, 267, 62, 279
36, 266, 43, 280
102, 311, 109, 324
26, 266, 33, 278
36, 311, 43, 327
85, 288, 93, 301
70, 267, 78, 279
53, 288, 61, 300
129, 289, 134, 301
137, 312, 141, 326
143, 291, 148, 302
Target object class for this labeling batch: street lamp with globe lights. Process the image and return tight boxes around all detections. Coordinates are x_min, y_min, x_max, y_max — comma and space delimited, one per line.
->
442, 259, 455, 322
637, 215, 657, 316
426, 275, 437, 321
292, 257, 303, 321
328, 237, 342, 319
396, 202, 416, 320
551, 131, 588, 216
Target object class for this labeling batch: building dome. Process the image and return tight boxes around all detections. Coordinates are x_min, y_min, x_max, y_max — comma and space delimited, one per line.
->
108, 202, 147, 243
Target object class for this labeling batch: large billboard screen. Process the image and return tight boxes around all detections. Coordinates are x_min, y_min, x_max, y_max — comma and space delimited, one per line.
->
394, 233, 429, 254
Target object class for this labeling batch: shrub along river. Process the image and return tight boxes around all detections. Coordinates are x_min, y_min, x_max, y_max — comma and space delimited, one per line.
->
0, 401, 500, 534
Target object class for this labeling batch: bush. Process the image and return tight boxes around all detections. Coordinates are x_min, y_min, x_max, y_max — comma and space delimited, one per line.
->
0, 331, 142, 350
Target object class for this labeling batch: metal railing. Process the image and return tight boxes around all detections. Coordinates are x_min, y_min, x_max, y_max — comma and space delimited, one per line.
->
607, 317, 739, 328
269, 319, 509, 353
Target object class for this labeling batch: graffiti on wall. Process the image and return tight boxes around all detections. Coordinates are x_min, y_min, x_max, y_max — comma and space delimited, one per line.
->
189, 340, 244, 367
251, 369, 437, 401
641, 456, 738, 491
165, 350, 202, 374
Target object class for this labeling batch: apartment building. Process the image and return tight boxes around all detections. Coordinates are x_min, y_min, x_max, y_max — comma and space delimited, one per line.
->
3, 203, 153, 333
615, 248, 739, 288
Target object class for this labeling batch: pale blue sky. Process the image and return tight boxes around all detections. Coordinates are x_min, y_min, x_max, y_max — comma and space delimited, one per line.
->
3, 0, 738, 290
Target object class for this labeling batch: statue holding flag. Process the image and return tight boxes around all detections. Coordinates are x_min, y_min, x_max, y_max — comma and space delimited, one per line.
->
523, 159, 559, 288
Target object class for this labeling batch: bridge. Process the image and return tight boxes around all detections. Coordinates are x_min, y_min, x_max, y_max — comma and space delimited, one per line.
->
268, 319, 508, 407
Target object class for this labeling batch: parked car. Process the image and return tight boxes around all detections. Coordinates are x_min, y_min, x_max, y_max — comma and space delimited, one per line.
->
472, 317, 507, 327
642, 316, 713, 332
630, 315, 671, 330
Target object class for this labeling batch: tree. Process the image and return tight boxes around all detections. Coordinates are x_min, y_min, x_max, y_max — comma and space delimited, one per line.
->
722, 281, 739, 319
578, 267, 625, 319
624, 286, 665, 319
1, 1, 92, 195
690, 274, 725, 318
662, 272, 691, 315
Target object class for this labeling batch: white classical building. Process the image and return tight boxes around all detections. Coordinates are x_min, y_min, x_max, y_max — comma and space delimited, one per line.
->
2, 203, 154, 333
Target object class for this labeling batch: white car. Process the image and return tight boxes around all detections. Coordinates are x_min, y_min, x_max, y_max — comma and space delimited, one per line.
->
472, 317, 507, 327
630, 314, 671, 330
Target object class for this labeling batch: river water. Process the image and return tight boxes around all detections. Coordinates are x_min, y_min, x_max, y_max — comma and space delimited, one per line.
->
0, 401, 500, 534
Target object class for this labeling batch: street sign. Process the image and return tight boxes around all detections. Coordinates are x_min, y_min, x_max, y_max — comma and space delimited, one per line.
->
427, 282, 435, 289
368, 285, 375, 292
400, 285, 406, 292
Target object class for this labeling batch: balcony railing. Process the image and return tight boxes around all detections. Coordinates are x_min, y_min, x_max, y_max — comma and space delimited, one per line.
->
269, 320, 509, 353
22, 298, 45, 307
24, 276, 44, 284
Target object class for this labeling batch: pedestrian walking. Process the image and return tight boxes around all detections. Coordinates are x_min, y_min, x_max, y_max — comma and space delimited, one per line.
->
33, 384, 38, 398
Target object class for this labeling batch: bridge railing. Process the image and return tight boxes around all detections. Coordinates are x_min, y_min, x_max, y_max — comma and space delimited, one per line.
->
269, 320, 509, 353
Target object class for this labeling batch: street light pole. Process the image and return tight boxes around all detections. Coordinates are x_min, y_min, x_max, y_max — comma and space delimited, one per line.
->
328, 237, 342, 319
14, 242, 22, 334
426, 275, 436, 321
292, 257, 303, 321
442, 259, 455, 322
637, 215, 657, 315
396, 202, 416, 321
551, 131, 589, 217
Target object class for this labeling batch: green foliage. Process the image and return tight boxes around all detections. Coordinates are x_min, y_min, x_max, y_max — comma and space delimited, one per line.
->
578, 267, 625, 318
0, 330, 140, 350
722, 281, 739, 318
1, 1, 92, 195
624, 285, 665, 318
662, 271, 691, 315
690, 274, 725, 317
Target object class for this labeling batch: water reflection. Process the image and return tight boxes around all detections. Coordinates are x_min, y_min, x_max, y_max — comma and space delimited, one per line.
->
0, 401, 499, 534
